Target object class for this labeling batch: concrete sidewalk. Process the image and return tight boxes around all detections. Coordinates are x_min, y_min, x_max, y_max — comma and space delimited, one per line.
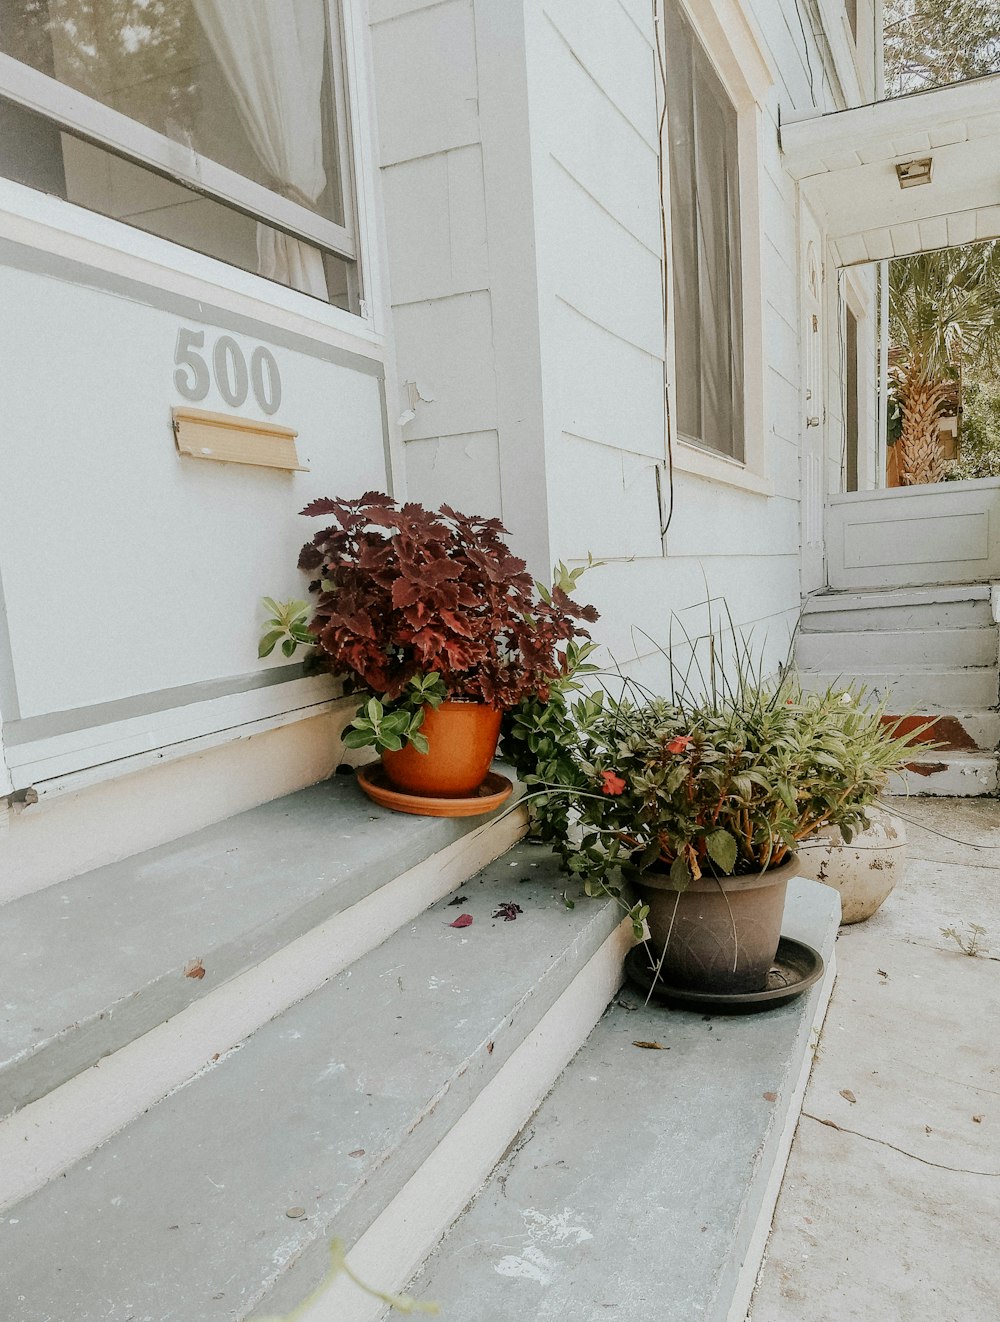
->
750, 797, 1000, 1322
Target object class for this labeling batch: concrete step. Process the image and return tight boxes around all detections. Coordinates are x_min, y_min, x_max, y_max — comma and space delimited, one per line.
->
801, 585, 995, 633
0, 843, 630, 1322
796, 627, 999, 672
403, 880, 840, 1322
0, 771, 524, 1121
797, 668, 999, 711
889, 750, 999, 797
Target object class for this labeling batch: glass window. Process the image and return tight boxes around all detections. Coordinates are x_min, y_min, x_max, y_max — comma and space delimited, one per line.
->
0, 0, 357, 308
664, 1, 744, 461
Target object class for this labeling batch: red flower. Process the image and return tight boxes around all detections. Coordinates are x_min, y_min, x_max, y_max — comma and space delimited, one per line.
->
599, 769, 627, 796
666, 735, 692, 754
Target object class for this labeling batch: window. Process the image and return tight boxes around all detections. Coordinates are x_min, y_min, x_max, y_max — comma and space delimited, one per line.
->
0, 0, 358, 309
845, 305, 859, 491
664, 0, 744, 462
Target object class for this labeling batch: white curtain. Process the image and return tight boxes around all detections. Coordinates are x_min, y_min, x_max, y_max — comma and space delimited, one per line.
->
192, 0, 330, 298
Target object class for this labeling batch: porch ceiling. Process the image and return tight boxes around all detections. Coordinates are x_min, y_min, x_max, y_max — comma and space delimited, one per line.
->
780, 75, 1000, 265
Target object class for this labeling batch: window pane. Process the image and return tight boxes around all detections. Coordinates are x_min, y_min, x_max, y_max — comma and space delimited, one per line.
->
0, 98, 356, 309
0, 0, 346, 227
664, 2, 744, 461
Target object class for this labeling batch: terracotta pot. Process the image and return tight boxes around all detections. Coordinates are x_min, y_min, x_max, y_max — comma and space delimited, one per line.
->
381, 700, 502, 797
634, 854, 798, 995
796, 807, 906, 924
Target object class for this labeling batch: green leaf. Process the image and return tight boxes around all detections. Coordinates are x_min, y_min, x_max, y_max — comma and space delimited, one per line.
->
409, 731, 430, 755
669, 855, 691, 891
379, 733, 404, 752
281, 637, 297, 658
705, 828, 738, 875
258, 630, 283, 658
366, 697, 382, 724
342, 727, 376, 749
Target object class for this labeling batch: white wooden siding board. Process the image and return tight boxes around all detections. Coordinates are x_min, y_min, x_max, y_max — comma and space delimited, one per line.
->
404, 431, 503, 521
370, 0, 480, 166
547, 168, 663, 360
542, 0, 658, 150
614, 0, 653, 46
863, 228, 894, 261
969, 111, 1000, 137
819, 150, 864, 171
917, 215, 950, 254
886, 131, 933, 158
555, 302, 665, 461
446, 147, 491, 290
665, 486, 799, 558
538, 38, 660, 252
381, 147, 488, 305
976, 205, 1000, 240
369, 0, 447, 21
835, 233, 870, 266
765, 304, 800, 373
928, 123, 969, 149
889, 221, 921, 257
584, 555, 801, 662
548, 434, 662, 562
946, 210, 980, 248
391, 292, 497, 441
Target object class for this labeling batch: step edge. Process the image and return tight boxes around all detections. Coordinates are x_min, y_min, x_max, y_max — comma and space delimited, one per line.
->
0, 787, 526, 1119
254, 919, 635, 1322
0, 808, 528, 1214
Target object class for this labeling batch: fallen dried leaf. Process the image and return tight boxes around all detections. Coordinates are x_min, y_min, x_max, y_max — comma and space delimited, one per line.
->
840, 1088, 857, 1104
184, 959, 206, 980
447, 895, 468, 906
285, 1207, 306, 1219
487, 1041, 494, 1054
448, 914, 473, 928
925, 1125, 933, 1135
632, 1040, 668, 1050
973, 1115, 984, 1124
211, 1053, 220, 1062
877, 969, 888, 979
762, 1092, 778, 1102
349, 1149, 365, 1158
492, 902, 523, 922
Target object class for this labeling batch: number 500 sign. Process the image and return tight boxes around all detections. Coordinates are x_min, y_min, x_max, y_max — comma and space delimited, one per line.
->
174, 328, 282, 416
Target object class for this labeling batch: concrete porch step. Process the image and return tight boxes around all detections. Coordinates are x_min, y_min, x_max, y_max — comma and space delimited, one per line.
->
0, 843, 630, 1322
797, 667, 999, 711
800, 585, 994, 633
0, 773, 524, 1124
404, 880, 840, 1322
796, 626, 999, 672
889, 749, 1000, 797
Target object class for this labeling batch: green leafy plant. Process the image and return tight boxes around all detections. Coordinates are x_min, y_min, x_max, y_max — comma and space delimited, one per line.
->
341, 673, 447, 755
258, 598, 316, 659
504, 603, 929, 924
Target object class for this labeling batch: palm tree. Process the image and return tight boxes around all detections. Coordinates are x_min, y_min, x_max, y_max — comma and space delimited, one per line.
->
889, 240, 1000, 484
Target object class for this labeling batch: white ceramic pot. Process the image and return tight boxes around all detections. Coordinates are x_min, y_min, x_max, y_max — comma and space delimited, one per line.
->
796, 806, 907, 924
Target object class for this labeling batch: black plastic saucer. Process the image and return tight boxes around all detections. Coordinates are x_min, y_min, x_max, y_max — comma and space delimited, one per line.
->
625, 936, 825, 1014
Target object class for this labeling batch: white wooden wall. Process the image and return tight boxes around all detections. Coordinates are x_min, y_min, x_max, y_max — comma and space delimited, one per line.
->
372, 0, 876, 684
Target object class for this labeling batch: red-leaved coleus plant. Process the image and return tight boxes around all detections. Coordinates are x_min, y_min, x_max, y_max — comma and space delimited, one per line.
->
297, 493, 598, 706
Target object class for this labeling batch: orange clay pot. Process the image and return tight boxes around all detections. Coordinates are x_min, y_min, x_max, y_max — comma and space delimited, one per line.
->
381, 700, 503, 798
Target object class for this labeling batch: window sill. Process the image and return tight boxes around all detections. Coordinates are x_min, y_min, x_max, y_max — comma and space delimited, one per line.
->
0, 177, 383, 356
672, 439, 773, 497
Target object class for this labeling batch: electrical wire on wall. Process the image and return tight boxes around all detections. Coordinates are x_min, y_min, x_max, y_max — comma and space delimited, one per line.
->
653, 0, 675, 544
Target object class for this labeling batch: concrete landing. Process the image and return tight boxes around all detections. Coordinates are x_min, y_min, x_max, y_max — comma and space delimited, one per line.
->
410, 879, 840, 1322
0, 773, 516, 1117
751, 798, 1000, 1322
0, 843, 623, 1322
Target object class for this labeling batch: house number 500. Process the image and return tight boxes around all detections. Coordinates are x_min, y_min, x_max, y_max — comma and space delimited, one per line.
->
173, 328, 282, 416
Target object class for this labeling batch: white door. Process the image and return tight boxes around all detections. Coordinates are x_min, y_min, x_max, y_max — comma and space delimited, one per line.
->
799, 204, 826, 594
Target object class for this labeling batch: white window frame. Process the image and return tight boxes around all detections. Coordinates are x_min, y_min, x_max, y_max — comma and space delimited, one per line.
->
0, 0, 375, 314
663, 0, 774, 497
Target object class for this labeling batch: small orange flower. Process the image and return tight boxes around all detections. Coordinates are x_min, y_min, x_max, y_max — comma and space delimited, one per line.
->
666, 735, 691, 754
599, 769, 627, 796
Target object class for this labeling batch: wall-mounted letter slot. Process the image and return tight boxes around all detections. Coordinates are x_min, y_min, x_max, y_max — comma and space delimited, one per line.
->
172, 407, 308, 472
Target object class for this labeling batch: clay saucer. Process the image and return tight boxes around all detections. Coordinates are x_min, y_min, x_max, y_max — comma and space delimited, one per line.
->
356, 762, 514, 818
